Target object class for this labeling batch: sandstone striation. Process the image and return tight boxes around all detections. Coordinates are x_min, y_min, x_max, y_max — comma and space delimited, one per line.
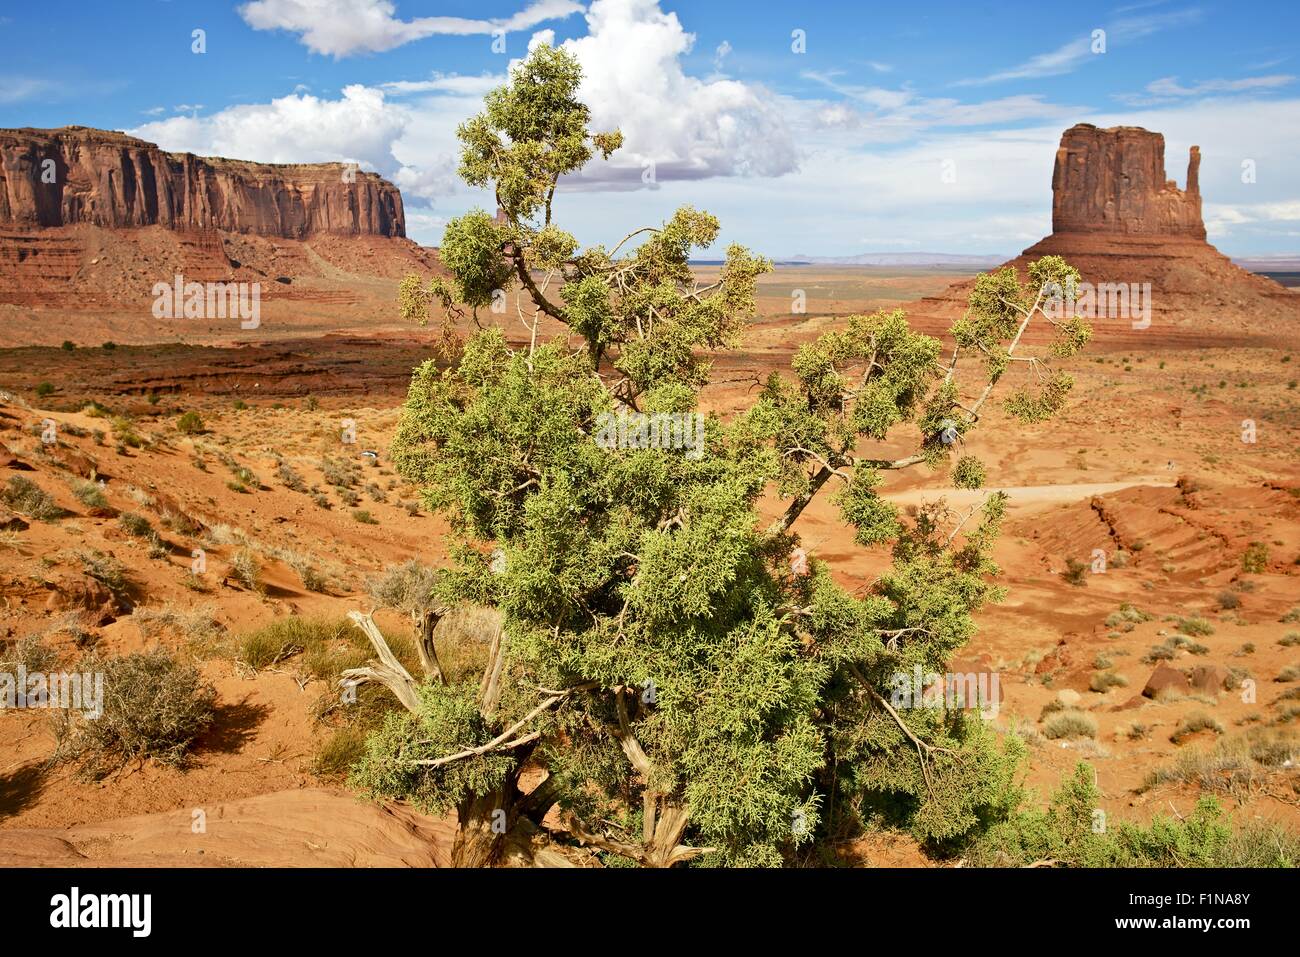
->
0, 126, 404, 238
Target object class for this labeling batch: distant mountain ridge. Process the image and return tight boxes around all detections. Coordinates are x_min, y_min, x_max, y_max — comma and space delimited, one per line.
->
781, 252, 1009, 267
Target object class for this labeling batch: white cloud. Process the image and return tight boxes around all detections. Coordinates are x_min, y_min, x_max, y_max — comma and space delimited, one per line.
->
956, 7, 1203, 86
0, 76, 57, 104
713, 39, 731, 71
131, 85, 409, 171
556, 0, 798, 185
1116, 73, 1295, 105
238, 0, 583, 57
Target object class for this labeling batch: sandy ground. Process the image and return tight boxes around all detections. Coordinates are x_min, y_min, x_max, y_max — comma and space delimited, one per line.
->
1, 264, 1297, 867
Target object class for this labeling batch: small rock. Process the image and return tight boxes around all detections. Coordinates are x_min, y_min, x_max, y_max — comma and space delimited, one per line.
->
1142, 664, 1190, 699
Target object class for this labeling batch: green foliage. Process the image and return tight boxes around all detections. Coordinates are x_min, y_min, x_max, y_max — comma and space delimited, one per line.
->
375, 43, 1100, 867
350, 682, 518, 815
966, 763, 1294, 867
176, 411, 204, 435
1242, 541, 1269, 573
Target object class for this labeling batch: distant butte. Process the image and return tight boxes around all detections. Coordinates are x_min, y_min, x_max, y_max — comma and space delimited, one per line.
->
0, 126, 404, 239
0, 126, 440, 337
911, 123, 1298, 337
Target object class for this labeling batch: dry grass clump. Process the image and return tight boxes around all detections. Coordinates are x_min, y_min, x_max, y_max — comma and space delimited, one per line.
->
135, 603, 225, 650
53, 649, 216, 779
0, 634, 60, 674
2, 475, 64, 521
367, 560, 440, 615
1170, 710, 1225, 743
1089, 670, 1128, 692
231, 548, 262, 593
1144, 730, 1296, 798
1043, 709, 1098, 740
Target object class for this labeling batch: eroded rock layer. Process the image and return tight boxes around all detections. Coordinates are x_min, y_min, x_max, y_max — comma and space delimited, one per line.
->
0, 126, 404, 239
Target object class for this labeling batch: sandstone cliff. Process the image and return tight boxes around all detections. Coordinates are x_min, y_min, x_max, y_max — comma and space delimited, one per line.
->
1051, 124, 1204, 239
0, 126, 404, 239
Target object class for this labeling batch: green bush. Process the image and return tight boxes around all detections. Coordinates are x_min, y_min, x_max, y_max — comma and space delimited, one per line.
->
176, 411, 204, 435
1242, 542, 1268, 574
966, 763, 1295, 867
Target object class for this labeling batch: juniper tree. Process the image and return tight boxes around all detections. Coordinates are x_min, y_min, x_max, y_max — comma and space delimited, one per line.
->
350, 44, 1090, 866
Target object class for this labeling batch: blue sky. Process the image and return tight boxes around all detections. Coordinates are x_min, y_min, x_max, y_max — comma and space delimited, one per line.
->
3, 0, 1298, 256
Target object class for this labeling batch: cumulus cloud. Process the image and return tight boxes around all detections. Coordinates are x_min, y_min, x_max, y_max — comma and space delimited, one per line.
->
131, 85, 407, 170
556, 0, 798, 186
238, 0, 583, 57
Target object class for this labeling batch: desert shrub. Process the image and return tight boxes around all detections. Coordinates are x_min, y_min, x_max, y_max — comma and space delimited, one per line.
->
68, 478, 109, 510
311, 492, 331, 509
231, 549, 262, 593
283, 552, 328, 593
35, 381, 55, 398
1281, 606, 1300, 624
338, 488, 360, 507
1089, 670, 1128, 693
1277, 665, 1300, 683
118, 511, 154, 539
1145, 731, 1295, 797
78, 550, 129, 602
312, 726, 368, 779
1043, 710, 1097, 740
1171, 711, 1224, 743
102, 341, 116, 351
367, 560, 440, 615
1142, 643, 1176, 664
1061, 558, 1088, 586
1242, 542, 1268, 574
364, 482, 388, 503
351, 509, 377, 524
2, 475, 64, 521
1279, 632, 1300, 647
321, 456, 361, 489
239, 620, 310, 670
0, 635, 60, 674
53, 649, 216, 779
110, 416, 143, 448
1176, 616, 1215, 637
135, 603, 224, 649
61, 341, 74, 351
277, 459, 308, 492
176, 411, 204, 435
966, 763, 1292, 867
1217, 591, 1240, 610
